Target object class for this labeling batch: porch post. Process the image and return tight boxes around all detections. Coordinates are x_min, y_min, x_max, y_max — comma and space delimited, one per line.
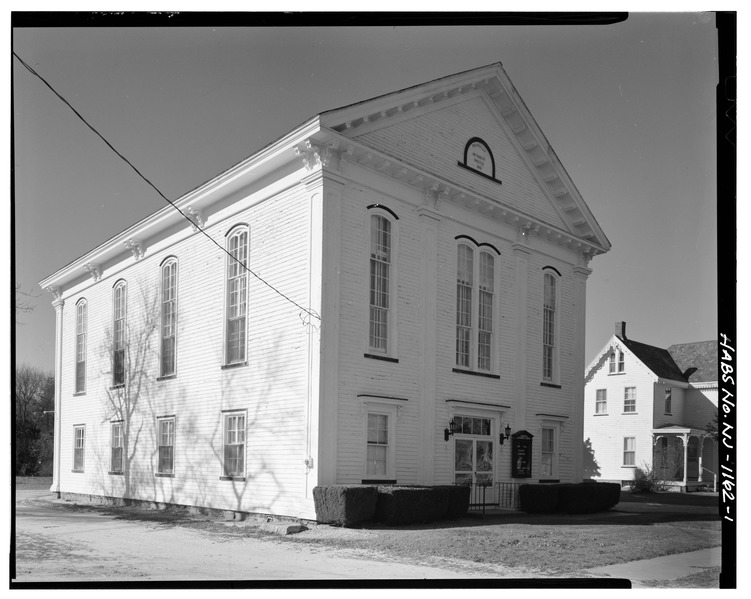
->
698, 436, 704, 483
682, 433, 688, 487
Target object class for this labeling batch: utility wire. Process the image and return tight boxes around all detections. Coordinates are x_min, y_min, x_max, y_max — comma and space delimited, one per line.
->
13, 51, 321, 322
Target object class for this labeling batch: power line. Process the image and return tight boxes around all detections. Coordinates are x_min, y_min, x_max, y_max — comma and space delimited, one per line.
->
13, 51, 321, 322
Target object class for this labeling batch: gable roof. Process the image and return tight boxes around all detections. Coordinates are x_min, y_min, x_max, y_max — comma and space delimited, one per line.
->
617, 337, 688, 382
667, 341, 718, 383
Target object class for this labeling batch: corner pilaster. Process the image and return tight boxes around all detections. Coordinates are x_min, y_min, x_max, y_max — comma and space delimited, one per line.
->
49, 291, 65, 496
512, 238, 531, 433
571, 263, 591, 482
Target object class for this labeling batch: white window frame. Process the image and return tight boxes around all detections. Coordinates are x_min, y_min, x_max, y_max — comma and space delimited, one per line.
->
75, 299, 87, 393
539, 422, 560, 480
623, 437, 636, 466
618, 350, 625, 373
221, 410, 246, 479
455, 241, 498, 373
365, 207, 399, 359
361, 399, 400, 482
542, 270, 560, 383
664, 387, 672, 414
608, 351, 616, 373
624, 387, 637, 413
73, 425, 85, 472
225, 226, 249, 366
112, 281, 127, 387
156, 416, 175, 475
110, 421, 123, 474
160, 258, 178, 378
595, 389, 607, 414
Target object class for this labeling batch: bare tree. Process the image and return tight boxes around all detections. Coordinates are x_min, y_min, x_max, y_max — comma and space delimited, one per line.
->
15, 282, 38, 324
15, 365, 54, 475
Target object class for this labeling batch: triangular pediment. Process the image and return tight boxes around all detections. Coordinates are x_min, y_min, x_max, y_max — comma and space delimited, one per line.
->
320, 63, 610, 253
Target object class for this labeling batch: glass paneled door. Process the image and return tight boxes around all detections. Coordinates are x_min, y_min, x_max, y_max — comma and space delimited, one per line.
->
453, 415, 495, 503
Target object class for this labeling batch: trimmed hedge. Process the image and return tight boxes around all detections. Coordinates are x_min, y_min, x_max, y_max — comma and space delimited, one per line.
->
312, 485, 378, 527
520, 482, 620, 514
441, 484, 471, 519
375, 486, 450, 525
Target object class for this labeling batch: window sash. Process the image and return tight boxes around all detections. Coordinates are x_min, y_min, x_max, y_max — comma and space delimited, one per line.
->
665, 388, 672, 413
223, 414, 245, 476
595, 389, 607, 413
158, 418, 175, 473
609, 353, 615, 373
75, 302, 87, 392
226, 231, 248, 364
113, 284, 126, 385
161, 262, 177, 376
624, 387, 636, 412
73, 427, 85, 470
543, 274, 556, 380
623, 437, 636, 465
618, 351, 625, 372
366, 413, 389, 476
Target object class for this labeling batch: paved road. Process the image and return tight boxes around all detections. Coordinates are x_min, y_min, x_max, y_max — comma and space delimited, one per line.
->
12, 489, 481, 582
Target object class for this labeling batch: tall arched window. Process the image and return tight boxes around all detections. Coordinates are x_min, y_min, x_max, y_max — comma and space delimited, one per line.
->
226, 226, 249, 365
112, 281, 127, 386
160, 258, 178, 377
369, 214, 392, 352
75, 299, 87, 393
456, 244, 474, 368
542, 272, 557, 381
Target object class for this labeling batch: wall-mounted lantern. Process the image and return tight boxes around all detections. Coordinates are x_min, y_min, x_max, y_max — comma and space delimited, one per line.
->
444, 419, 457, 442
499, 423, 512, 445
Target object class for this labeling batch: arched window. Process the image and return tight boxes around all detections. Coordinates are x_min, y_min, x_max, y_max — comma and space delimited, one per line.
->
75, 299, 87, 393
112, 281, 127, 386
542, 272, 557, 382
226, 226, 249, 365
160, 258, 178, 377
456, 243, 474, 368
369, 213, 392, 352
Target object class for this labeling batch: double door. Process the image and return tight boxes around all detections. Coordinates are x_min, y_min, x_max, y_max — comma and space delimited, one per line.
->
453, 415, 496, 503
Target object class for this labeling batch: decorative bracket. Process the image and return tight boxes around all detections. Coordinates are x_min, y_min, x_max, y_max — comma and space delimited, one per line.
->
83, 263, 102, 282
124, 239, 144, 261
578, 248, 594, 267
46, 286, 62, 301
295, 139, 344, 172
182, 206, 205, 231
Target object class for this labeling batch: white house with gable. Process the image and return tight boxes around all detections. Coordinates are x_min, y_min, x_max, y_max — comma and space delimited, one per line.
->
40, 63, 610, 520
583, 322, 718, 491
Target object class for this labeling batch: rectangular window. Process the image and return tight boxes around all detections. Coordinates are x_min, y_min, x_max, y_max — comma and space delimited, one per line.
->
456, 245, 473, 368
369, 215, 391, 352
618, 351, 625, 372
624, 387, 636, 412
595, 389, 607, 414
541, 427, 555, 477
157, 417, 175, 474
75, 301, 87, 393
664, 387, 672, 414
110, 422, 123, 473
113, 283, 127, 386
223, 412, 246, 477
161, 261, 177, 377
477, 252, 494, 371
226, 229, 248, 365
366, 413, 389, 476
608, 352, 616, 373
542, 274, 556, 381
73, 426, 85, 471
623, 437, 636, 466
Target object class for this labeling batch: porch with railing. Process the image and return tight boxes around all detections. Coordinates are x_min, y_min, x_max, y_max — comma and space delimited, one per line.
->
460, 482, 522, 514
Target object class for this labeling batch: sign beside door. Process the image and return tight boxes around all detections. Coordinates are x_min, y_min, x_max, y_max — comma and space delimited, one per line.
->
511, 430, 534, 478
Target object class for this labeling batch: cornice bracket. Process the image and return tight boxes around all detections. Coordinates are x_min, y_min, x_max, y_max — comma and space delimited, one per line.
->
83, 263, 102, 282
183, 207, 205, 231
124, 239, 144, 261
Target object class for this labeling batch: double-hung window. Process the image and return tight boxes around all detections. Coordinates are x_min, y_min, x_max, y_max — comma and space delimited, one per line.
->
362, 399, 398, 482
110, 422, 123, 473
595, 389, 607, 414
366, 413, 389, 476
226, 227, 248, 365
73, 425, 85, 472
664, 387, 672, 414
623, 437, 636, 466
541, 427, 555, 478
542, 273, 557, 381
75, 300, 87, 393
157, 417, 175, 474
617, 351, 625, 372
222, 411, 246, 478
160, 259, 177, 377
369, 214, 392, 352
609, 352, 616, 373
624, 387, 636, 413
455, 243, 496, 372
112, 281, 127, 387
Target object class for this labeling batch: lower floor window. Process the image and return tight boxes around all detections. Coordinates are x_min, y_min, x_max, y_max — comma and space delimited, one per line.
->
73, 425, 85, 471
158, 417, 175, 474
623, 437, 636, 466
366, 413, 389, 476
223, 412, 246, 477
541, 427, 555, 477
110, 422, 123, 473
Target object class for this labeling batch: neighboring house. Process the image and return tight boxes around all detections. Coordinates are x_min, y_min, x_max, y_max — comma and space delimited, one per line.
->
39, 63, 610, 520
583, 322, 718, 490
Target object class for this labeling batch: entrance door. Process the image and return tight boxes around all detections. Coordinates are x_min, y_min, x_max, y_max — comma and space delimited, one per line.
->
453, 415, 495, 504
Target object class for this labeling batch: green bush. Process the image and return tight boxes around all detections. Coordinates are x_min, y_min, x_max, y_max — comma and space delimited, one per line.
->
436, 485, 471, 519
519, 483, 559, 513
374, 486, 450, 524
312, 485, 378, 527
630, 466, 670, 493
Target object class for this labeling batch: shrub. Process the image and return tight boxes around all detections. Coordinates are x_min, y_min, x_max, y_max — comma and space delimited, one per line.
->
436, 485, 471, 519
630, 465, 670, 493
519, 483, 559, 513
374, 486, 450, 524
312, 485, 378, 527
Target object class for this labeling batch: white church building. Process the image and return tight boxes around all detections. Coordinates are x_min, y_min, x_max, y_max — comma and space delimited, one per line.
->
40, 63, 610, 520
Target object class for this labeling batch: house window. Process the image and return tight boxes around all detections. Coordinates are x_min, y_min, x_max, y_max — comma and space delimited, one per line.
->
595, 389, 607, 414
160, 259, 177, 377
73, 425, 85, 472
110, 422, 123, 474
369, 214, 392, 352
222, 411, 246, 478
542, 273, 557, 381
618, 351, 625, 372
541, 427, 555, 478
366, 413, 389, 476
226, 227, 248, 365
624, 387, 636, 413
112, 281, 127, 387
75, 299, 87, 393
455, 243, 496, 371
623, 437, 636, 466
609, 352, 616, 373
664, 387, 672, 414
157, 417, 175, 474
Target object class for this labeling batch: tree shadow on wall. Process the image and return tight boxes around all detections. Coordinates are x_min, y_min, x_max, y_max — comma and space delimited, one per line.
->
582, 437, 600, 479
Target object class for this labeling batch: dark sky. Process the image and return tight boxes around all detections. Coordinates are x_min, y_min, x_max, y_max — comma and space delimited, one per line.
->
11, 13, 719, 372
